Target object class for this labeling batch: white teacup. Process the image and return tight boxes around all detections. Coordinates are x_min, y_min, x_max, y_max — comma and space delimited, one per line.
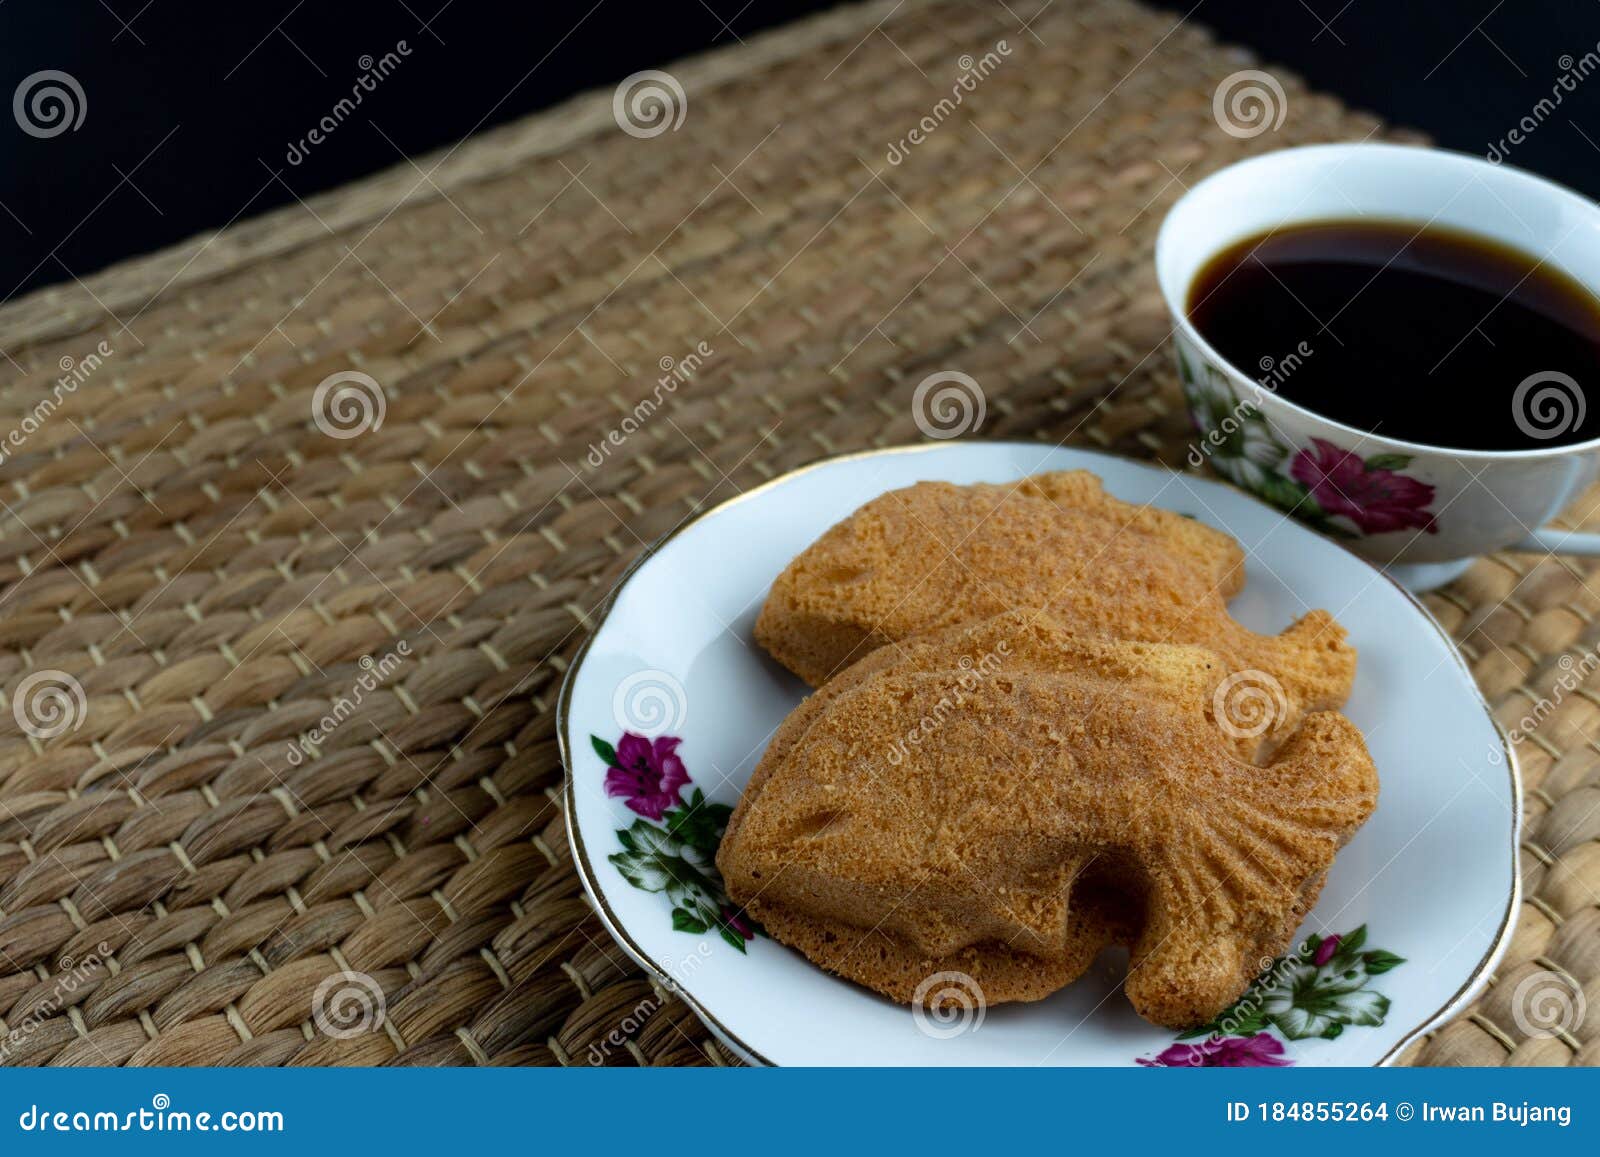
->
1157, 142, 1600, 590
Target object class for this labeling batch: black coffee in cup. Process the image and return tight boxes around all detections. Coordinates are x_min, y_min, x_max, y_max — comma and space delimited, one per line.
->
1187, 220, 1600, 450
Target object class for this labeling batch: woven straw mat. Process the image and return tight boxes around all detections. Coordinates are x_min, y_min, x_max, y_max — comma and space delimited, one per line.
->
0, 0, 1594, 1067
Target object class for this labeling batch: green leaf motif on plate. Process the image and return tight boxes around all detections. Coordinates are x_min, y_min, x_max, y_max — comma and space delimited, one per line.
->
595, 732, 760, 955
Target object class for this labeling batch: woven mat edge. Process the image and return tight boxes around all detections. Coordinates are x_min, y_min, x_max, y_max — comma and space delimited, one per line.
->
0, 0, 926, 351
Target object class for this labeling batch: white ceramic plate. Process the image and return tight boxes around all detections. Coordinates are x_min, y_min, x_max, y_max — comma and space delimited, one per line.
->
560, 443, 1518, 1067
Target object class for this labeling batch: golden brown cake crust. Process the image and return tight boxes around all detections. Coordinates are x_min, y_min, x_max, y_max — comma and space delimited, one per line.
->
723, 613, 1145, 1000
754, 471, 1356, 755
719, 613, 1379, 1029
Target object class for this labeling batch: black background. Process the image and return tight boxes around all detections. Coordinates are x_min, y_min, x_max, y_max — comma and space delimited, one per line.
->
1, 1, 1598, 299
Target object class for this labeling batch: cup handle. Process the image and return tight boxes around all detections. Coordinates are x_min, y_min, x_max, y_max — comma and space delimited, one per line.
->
1512, 527, 1600, 556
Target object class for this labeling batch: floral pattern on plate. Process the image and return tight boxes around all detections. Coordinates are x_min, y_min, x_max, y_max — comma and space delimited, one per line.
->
594, 732, 760, 952
1179, 350, 1438, 539
1138, 925, 1405, 1067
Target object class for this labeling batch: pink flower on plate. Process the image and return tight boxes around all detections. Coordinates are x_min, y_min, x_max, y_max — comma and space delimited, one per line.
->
1138, 1035, 1293, 1068
604, 733, 690, 820
720, 906, 755, 942
1289, 438, 1437, 536
1313, 934, 1341, 967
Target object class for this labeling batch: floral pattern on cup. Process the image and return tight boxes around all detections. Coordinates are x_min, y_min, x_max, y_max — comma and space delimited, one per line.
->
594, 732, 760, 952
1180, 350, 1439, 540
1137, 925, 1405, 1067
